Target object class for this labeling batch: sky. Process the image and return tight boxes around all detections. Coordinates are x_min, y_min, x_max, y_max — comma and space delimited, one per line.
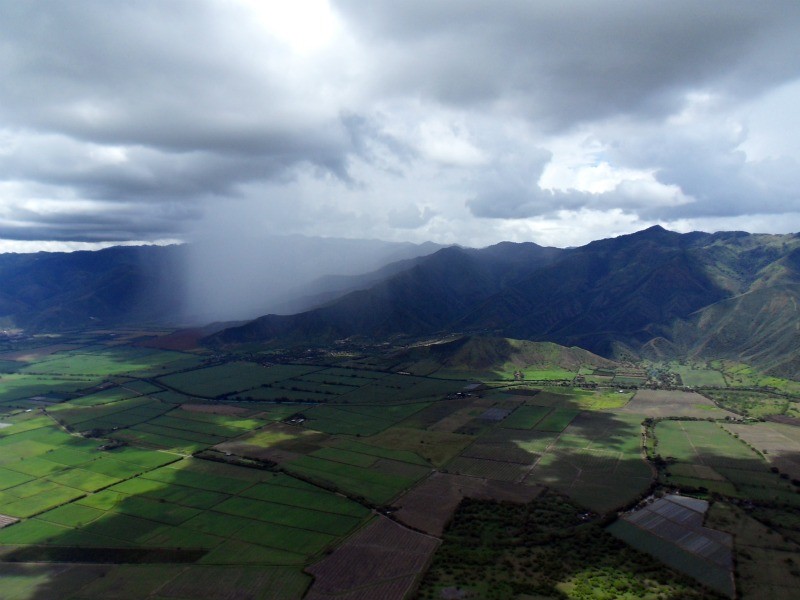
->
2, 0, 800, 252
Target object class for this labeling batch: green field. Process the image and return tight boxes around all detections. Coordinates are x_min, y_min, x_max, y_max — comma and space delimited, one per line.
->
2, 334, 800, 599
505, 367, 577, 380
502, 405, 551, 429
654, 420, 799, 503
704, 389, 789, 417
524, 412, 652, 511
534, 407, 581, 432
0, 456, 368, 560
0, 373, 96, 403
284, 450, 429, 504
300, 402, 431, 436
663, 361, 728, 387
157, 362, 321, 398
20, 347, 195, 378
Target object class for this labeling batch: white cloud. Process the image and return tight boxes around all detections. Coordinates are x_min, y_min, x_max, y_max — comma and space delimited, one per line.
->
415, 119, 486, 167
387, 204, 437, 229
0, 0, 800, 250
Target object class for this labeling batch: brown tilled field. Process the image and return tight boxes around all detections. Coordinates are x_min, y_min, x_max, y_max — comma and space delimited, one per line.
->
393, 472, 541, 535
722, 421, 800, 479
617, 389, 736, 418
0, 514, 19, 528
305, 516, 439, 600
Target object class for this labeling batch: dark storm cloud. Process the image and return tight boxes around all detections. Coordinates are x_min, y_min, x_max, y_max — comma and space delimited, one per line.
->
0, 134, 325, 201
2, 0, 800, 246
0, 0, 351, 241
0, 197, 200, 242
333, 0, 800, 130
0, 1, 344, 154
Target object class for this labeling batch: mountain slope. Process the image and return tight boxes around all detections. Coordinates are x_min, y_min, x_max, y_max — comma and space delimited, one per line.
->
458, 226, 728, 354
208, 242, 563, 345
670, 284, 800, 378
0, 238, 444, 332
394, 336, 617, 374
0, 245, 186, 331
208, 227, 800, 377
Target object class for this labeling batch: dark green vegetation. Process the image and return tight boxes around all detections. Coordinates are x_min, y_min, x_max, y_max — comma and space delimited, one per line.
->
0, 245, 184, 331
1, 326, 800, 599
209, 228, 800, 381
0, 238, 442, 333
416, 491, 720, 600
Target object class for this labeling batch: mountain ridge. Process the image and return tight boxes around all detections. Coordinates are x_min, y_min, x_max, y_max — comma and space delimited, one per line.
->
208, 227, 800, 378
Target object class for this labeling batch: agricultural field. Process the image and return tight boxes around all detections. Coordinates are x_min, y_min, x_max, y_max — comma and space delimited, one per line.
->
3, 331, 800, 598
506, 366, 577, 380
709, 360, 800, 395
0, 449, 369, 597
283, 444, 432, 505
720, 421, 800, 481
0, 373, 94, 405
0, 343, 203, 408
653, 420, 800, 504
501, 404, 552, 429
305, 516, 440, 600
609, 495, 734, 597
19, 347, 199, 379
157, 362, 322, 399
706, 502, 800, 600
569, 387, 635, 410
523, 411, 653, 512
214, 422, 330, 464
393, 472, 542, 535
704, 389, 789, 418
511, 386, 632, 410
298, 401, 431, 436
619, 389, 738, 419
663, 361, 728, 387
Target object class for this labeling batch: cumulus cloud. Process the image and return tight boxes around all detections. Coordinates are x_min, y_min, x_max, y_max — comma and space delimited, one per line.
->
387, 204, 437, 229
334, 0, 800, 128
1, 0, 800, 250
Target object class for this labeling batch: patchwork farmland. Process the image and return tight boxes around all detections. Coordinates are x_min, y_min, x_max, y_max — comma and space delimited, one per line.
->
1, 331, 800, 598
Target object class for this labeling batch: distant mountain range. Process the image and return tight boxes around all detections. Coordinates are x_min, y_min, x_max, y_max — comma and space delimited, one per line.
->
0, 237, 441, 331
3, 227, 799, 378
0, 245, 185, 332
209, 226, 800, 378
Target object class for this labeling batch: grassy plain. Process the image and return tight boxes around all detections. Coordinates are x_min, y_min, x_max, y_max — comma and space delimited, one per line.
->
654, 420, 800, 504
524, 411, 652, 512
619, 389, 737, 418
721, 421, 800, 480
705, 390, 789, 417
707, 502, 800, 600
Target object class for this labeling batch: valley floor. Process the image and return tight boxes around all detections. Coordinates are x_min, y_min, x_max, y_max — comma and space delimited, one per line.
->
0, 332, 799, 599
